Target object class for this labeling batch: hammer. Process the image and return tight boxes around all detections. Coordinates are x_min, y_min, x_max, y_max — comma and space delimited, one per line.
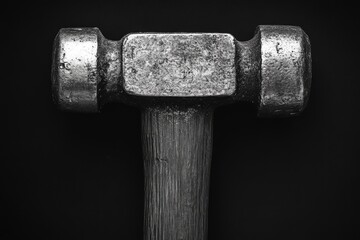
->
51, 25, 311, 239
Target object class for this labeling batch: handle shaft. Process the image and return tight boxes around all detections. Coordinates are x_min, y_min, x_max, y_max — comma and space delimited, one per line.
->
142, 105, 213, 240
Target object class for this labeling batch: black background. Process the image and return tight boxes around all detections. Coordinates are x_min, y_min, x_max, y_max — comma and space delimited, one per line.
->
2, 1, 359, 239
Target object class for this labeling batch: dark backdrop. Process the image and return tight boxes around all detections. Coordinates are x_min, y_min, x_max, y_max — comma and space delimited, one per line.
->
2, 1, 358, 239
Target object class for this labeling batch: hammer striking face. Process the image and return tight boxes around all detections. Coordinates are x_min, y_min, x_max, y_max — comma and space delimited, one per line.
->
51, 26, 311, 240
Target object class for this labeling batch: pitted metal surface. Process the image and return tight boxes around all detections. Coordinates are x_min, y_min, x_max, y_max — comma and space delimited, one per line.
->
258, 25, 311, 116
52, 28, 100, 112
51, 26, 311, 116
122, 34, 236, 97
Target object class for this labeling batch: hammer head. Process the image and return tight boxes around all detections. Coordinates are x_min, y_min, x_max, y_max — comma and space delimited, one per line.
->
51, 26, 311, 116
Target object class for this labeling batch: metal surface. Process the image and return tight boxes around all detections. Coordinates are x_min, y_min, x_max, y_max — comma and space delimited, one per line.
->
258, 26, 311, 116
123, 33, 236, 97
52, 25, 311, 116
52, 28, 100, 112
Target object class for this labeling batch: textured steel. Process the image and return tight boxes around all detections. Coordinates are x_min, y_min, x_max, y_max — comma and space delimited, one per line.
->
258, 25, 312, 117
52, 26, 311, 116
123, 34, 236, 97
52, 28, 100, 112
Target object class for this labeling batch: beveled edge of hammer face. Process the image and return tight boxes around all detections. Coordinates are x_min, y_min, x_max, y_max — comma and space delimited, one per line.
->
52, 28, 101, 112
122, 33, 237, 97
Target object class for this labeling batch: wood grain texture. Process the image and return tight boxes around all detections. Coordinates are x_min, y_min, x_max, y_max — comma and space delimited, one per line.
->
142, 105, 214, 240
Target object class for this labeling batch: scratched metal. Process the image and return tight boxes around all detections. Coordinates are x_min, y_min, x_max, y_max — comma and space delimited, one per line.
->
51, 26, 311, 116
122, 34, 236, 97
52, 28, 100, 112
257, 25, 312, 116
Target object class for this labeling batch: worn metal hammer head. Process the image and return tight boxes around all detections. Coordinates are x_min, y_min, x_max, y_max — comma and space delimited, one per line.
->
52, 26, 311, 116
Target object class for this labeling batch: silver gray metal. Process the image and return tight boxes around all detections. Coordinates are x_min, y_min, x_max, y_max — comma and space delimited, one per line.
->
257, 26, 311, 116
123, 33, 236, 97
52, 28, 100, 112
52, 25, 311, 116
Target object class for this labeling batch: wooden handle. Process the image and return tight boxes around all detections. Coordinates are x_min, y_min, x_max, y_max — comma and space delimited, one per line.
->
142, 105, 214, 240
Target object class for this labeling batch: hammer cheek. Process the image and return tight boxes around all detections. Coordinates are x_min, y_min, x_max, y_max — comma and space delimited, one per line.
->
122, 33, 236, 97
51, 28, 101, 112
